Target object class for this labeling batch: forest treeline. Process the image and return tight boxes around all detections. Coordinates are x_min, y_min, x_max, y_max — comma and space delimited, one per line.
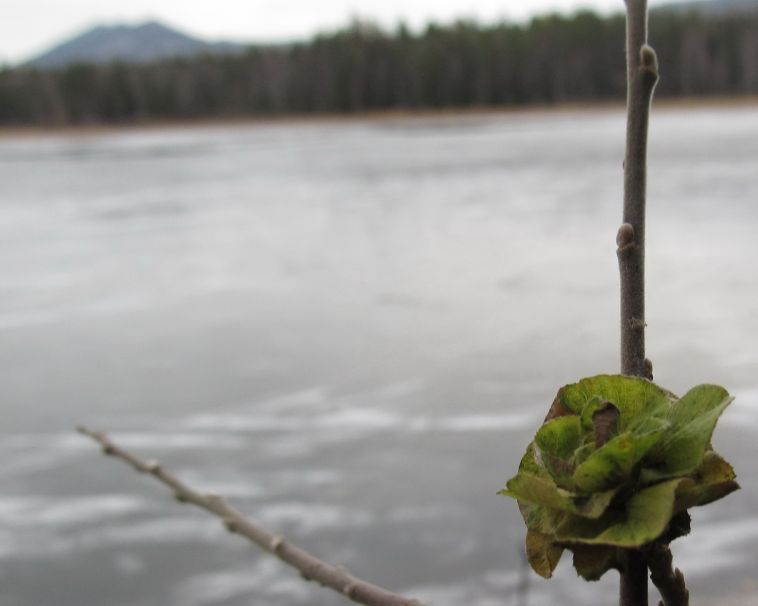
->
2, 10, 758, 126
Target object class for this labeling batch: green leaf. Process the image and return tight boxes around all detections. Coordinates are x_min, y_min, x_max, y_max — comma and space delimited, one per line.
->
502, 377, 738, 572
501, 472, 617, 519
668, 384, 731, 429
519, 501, 567, 535
572, 544, 619, 581
555, 479, 683, 547
579, 396, 609, 431
630, 415, 670, 437
571, 442, 596, 469
517, 443, 550, 478
675, 450, 740, 509
558, 375, 673, 430
526, 529, 564, 579
535, 416, 583, 487
654, 391, 734, 476
572, 434, 636, 493
572, 423, 665, 493
535, 416, 583, 460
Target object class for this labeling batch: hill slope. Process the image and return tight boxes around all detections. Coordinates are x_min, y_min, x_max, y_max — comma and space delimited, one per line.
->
29, 21, 245, 68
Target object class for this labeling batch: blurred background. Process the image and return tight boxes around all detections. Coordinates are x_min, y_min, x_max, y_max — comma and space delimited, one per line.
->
1, 1, 757, 605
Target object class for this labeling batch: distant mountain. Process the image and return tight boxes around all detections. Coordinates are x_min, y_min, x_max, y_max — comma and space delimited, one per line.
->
28, 21, 246, 68
655, 0, 758, 15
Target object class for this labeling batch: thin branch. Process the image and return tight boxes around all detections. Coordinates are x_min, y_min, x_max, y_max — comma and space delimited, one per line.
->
620, 549, 649, 606
76, 425, 424, 606
646, 546, 690, 606
619, 2, 659, 605
619, 0, 659, 379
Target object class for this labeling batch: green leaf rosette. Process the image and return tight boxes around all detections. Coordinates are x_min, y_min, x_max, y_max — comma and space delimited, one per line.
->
500, 375, 738, 580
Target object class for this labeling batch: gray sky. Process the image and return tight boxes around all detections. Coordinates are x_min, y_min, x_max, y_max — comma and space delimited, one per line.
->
2, 0, 674, 64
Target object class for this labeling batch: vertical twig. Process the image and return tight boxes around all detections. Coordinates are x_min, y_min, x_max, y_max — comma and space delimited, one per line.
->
620, 549, 650, 606
618, 0, 658, 380
618, 1, 659, 605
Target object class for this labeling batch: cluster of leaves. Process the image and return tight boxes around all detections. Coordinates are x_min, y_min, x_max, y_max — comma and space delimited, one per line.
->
500, 375, 738, 581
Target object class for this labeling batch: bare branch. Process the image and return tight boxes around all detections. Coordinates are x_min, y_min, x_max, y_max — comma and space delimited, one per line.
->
620, 549, 649, 606
619, 0, 659, 379
619, 2, 659, 605
646, 546, 690, 606
76, 425, 424, 606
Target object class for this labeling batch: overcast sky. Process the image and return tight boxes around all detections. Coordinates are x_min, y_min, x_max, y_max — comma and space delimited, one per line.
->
3, 0, 677, 64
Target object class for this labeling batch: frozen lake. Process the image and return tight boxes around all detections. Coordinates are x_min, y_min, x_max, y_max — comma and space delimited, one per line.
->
1, 106, 757, 605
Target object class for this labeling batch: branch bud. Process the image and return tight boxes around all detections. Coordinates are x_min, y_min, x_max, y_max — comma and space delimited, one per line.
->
640, 45, 658, 73
223, 518, 237, 533
343, 583, 358, 598
640, 45, 660, 90
270, 535, 284, 553
616, 223, 635, 250
644, 358, 654, 380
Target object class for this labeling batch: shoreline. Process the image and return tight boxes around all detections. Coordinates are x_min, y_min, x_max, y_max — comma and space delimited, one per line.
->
1, 95, 757, 139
